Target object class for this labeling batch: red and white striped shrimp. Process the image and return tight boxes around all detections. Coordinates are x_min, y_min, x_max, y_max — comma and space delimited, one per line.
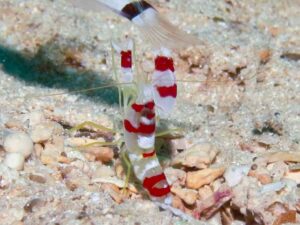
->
67, 0, 199, 49
113, 39, 173, 202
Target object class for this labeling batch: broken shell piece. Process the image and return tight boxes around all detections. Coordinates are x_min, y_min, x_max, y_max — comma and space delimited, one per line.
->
264, 152, 300, 163
186, 167, 225, 189
257, 174, 272, 185
40, 143, 62, 165
171, 186, 198, 205
4, 152, 25, 171
84, 147, 114, 163
102, 183, 123, 204
164, 167, 186, 186
172, 195, 185, 212
288, 163, 300, 171
285, 171, 300, 183
198, 186, 213, 200
224, 165, 251, 187
272, 210, 296, 225
197, 185, 232, 219
240, 141, 269, 153
267, 161, 288, 181
172, 143, 219, 169
169, 138, 187, 155
268, 202, 288, 217
220, 206, 234, 225
248, 170, 272, 184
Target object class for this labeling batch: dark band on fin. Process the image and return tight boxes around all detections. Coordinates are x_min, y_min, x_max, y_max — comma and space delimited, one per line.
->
121, 1, 153, 20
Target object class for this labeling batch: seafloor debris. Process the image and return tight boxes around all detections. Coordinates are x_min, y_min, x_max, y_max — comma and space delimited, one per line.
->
172, 143, 219, 169
171, 186, 198, 205
2, 113, 300, 224
3, 132, 34, 170
0, 0, 299, 224
224, 164, 251, 187
186, 167, 225, 189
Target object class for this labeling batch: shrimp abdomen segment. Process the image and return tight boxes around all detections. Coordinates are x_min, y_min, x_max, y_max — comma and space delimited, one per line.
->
152, 53, 177, 118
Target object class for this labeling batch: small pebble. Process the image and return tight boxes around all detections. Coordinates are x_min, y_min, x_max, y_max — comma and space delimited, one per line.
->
5, 119, 24, 130
4, 153, 25, 171
224, 165, 251, 187
24, 198, 44, 213
30, 124, 53, 143
85, 147, 114, 163
4, 132, 33, 158
29, 173, 46, 184
28, 111, 45, 127
9, 208, 24, 222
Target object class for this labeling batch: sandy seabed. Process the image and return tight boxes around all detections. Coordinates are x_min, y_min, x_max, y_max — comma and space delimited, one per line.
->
0, 0, 299, 224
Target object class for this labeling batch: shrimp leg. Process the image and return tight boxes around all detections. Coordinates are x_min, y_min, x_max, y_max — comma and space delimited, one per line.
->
69, 121, 116, 134
120, 150, 133, 194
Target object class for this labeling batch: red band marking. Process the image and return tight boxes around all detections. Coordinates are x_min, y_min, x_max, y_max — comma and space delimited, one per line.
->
142, 150, 156, 158
138, 123, 155, 134
124, 119, 138, 133
131, 101, 155, 112
145, 101, 155, 110
155, 56, 174, 72
157, 84, 177, 98
121, 50, 132, 68
143, 173, 171, 197
146, 112, 155, 120
124, 120, 155, 134
132, 103, 144, 112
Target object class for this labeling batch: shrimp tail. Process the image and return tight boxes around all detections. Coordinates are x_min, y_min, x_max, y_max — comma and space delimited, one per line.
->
133, 7, 200, 49
67, 0, 199, 49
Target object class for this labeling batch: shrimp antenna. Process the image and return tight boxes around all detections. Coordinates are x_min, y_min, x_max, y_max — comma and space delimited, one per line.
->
111, 40, 123, 113
22, 82, 132, 100
21, 72, 257, 100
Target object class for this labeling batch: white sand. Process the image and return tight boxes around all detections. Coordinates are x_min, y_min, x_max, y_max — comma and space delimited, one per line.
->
0, 0, 299, 224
